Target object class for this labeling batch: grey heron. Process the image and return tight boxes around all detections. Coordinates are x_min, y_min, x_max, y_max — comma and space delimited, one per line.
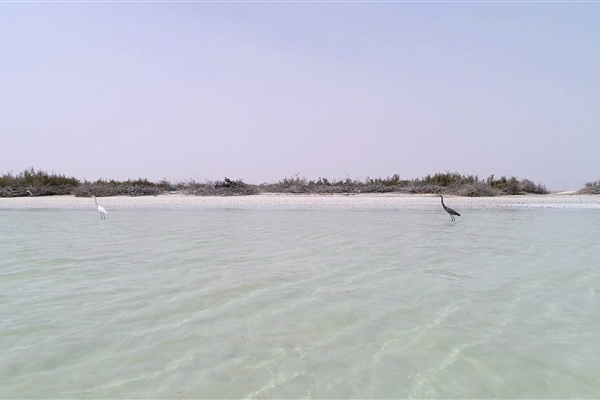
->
439, 195, 460, 221
92, 195, 108, 219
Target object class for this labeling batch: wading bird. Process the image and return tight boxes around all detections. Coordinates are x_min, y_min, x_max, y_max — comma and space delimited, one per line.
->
92, 195, 108, 219
439, 195, 460, 221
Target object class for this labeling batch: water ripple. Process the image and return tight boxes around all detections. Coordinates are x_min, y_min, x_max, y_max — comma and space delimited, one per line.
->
1, 208, 599, 398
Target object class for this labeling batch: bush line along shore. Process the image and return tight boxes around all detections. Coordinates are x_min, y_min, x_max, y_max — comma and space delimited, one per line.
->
0, 168, 597, 198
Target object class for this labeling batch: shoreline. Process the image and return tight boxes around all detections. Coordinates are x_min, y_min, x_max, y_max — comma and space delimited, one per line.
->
2, 193, 600, 210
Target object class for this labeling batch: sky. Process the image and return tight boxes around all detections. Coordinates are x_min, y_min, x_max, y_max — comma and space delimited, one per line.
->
1, 2, 599, 190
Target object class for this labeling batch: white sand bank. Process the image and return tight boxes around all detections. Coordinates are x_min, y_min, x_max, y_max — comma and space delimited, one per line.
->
2, 193, 600, 210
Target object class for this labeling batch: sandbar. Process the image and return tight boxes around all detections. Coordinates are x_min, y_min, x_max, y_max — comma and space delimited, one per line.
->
1, 193, 599, 210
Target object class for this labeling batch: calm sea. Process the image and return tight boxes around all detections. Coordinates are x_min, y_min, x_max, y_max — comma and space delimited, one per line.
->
1, 207, 599, 398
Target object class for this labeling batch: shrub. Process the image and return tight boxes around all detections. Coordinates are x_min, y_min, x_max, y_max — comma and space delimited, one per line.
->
418, 171, 478, 187
452, 182, 499, 197
0, 168, 80, 187
0, 168, 551, 198
519, 179, 547, 194
578, 179, 600, 194
486, 174, 508, 190
367, 174, 410, 187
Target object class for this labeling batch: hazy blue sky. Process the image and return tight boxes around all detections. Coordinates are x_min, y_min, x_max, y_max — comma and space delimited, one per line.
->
1, 3, 598, 189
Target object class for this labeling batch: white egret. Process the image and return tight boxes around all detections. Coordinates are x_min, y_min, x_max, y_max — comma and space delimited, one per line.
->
92, 195, 108, 219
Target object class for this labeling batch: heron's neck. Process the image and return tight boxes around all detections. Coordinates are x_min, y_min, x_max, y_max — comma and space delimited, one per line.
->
440, 196, 445, 206
94, 197, 98, 206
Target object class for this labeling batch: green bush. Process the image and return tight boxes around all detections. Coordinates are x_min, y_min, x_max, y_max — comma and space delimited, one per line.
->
420, 171, 478, 187
0, 168, 80, 187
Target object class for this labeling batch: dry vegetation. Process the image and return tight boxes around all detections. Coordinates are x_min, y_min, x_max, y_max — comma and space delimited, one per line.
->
259, 172, 546, 196
0, 168, 79, 197
578, 179, 600, 195
1, 168, 551, 198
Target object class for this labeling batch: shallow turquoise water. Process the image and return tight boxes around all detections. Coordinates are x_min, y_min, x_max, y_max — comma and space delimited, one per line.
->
1, 208, 599, 398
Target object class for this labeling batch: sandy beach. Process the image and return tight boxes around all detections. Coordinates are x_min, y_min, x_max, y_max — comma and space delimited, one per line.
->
1, 193, 599, 210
